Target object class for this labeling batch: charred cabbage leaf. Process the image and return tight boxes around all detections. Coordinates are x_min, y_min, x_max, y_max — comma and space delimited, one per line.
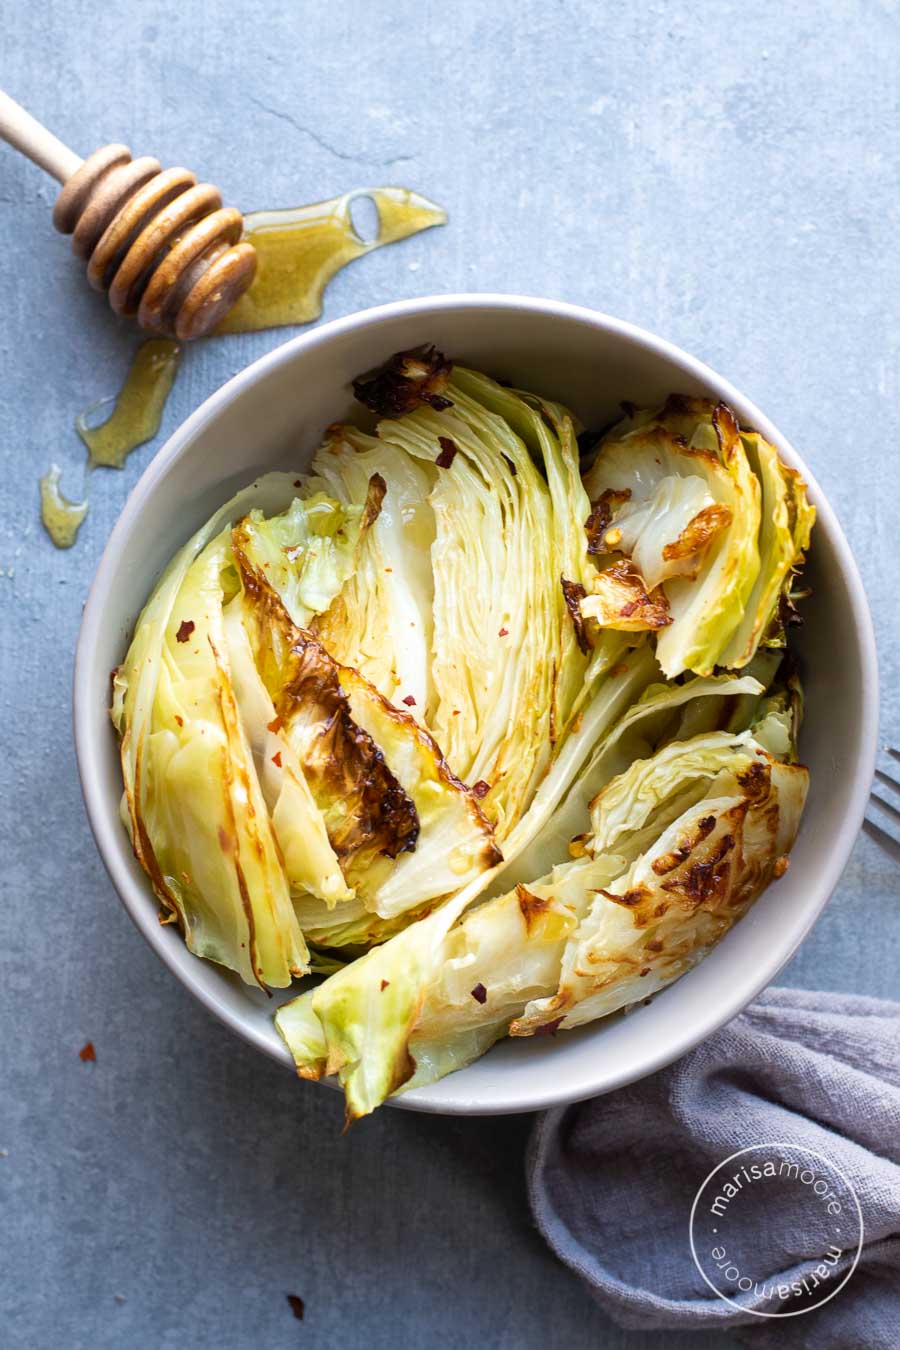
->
583, 398, 761, 676
234, 539, 421, 878
222, 592, 351, 906
582, 398, 814, 676
352, 345, 454, 416
512, 734, 808, 1034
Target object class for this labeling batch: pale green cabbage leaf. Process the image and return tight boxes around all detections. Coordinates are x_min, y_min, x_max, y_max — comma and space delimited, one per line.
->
310, 426, 437, 716
232, 489, 367, 629
366, 367, 603, 839
583, 398, 762, 676
113, 507, 310, 989
719, 432, 816, 666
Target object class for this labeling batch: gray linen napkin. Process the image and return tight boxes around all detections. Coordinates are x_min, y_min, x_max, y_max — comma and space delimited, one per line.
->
528, 988, 900, 1348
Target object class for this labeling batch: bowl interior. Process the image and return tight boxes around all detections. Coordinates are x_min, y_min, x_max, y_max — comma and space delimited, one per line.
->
75, 297, 877, 1114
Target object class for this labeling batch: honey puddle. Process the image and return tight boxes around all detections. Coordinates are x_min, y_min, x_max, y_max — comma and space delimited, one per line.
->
43, 185, 445, 545
76, 338, 182, 469
39, 464, 88, 548
219, 187, 446, 333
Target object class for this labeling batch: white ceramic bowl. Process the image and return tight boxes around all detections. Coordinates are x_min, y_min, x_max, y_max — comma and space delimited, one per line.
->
74, 295, 878, 1115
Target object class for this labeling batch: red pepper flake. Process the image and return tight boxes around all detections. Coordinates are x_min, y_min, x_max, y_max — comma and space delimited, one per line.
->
380, 979, 390, 991
293, 480, 303, 488
471, 983, 487, 1004
272, 751, 282, 768
174, 714, 183, 727
79, 1041, 96, 1062
639, 967, 651, 977
402, 695, 416, 707
435, 436, 458, 469
384, 566, 393, 573
534, 1017, 564, 1037
175, 620, 195, 643
498, 627, 508, 637
267, 716, 283, 733
286, 1294, 305, 1321
471, 780, 491, 799
452, 709, 461, 716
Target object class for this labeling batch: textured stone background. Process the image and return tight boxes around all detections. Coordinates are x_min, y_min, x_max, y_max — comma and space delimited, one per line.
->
1, 2, 898, 1346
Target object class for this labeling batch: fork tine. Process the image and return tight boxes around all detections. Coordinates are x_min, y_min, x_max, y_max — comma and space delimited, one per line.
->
874, 766, 900, 795
888, 746, 900, 766
862, 818, 900, 867
870, 791, 900, 826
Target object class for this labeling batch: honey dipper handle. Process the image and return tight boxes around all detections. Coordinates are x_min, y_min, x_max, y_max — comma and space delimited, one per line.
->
0, 89, 83, 184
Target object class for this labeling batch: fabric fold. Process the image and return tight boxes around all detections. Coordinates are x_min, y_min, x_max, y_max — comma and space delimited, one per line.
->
528, 988, 900, 1348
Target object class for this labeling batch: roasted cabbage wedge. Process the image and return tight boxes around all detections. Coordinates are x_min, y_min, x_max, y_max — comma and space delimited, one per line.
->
510, 733, 808, 1036
581, 398, 814, 677
277, 728, 807, 1115
111, 477, 315, 990
111, 350, 815, 1114
363, 370, 595, 837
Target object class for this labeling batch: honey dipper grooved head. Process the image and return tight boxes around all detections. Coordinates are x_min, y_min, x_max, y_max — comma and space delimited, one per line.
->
53, 143, 256, 339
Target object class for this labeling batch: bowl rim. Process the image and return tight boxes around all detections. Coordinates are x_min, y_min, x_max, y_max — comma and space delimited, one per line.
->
74, 292, 879, 1115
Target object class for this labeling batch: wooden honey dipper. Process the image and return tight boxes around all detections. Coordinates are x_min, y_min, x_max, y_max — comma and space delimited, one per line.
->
0, 90, 257, 339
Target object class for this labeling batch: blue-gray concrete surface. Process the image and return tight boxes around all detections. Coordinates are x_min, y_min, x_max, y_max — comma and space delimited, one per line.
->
1, 2, 898, 1346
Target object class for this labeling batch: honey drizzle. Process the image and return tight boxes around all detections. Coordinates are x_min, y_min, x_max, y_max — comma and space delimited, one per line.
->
218, 187, 447, 333
76, 338, 182, 469
42, 186, 445, 545
39, 464, 88, 548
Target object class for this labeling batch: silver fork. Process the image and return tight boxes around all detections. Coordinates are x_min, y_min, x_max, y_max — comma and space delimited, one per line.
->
863, 747, 900, 867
